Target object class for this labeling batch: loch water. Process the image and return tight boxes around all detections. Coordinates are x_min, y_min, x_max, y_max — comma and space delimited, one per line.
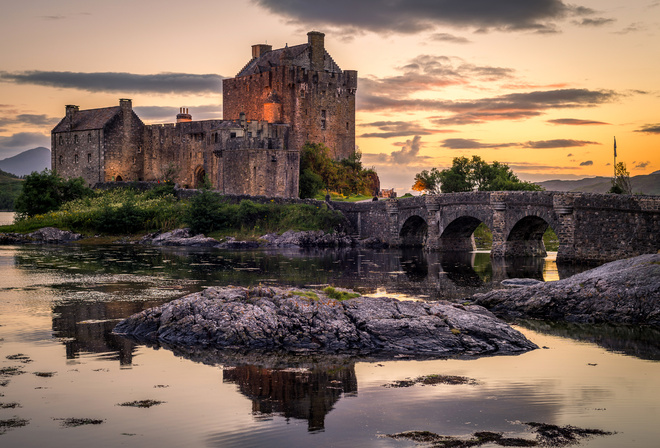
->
0, 243, 658, 447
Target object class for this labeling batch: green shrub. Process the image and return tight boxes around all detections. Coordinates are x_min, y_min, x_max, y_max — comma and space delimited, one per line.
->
14, 170, 93, 218
323, 286, 360, 301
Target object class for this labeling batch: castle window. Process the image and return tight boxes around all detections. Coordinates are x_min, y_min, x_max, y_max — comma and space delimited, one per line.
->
230, 132, 236, 139
88, 133, 92, 142
87, 153, 91, 163
59, 136, 63, 145
247, 132, 252, 138
346, 122, 349, 130
74, 154, 79, 164
74, 135, 79, 144
59, 155, 63, 165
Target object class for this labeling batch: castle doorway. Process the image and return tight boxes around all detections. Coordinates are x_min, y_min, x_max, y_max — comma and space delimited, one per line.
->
194, 166, 206, 188
115, 175, 123, 182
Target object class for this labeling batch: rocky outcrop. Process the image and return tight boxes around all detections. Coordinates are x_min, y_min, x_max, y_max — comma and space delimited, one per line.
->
140, 228, 220, 247
260, 230, 355, 247
474, 254, 660, 326
114, 286, 537, 357
0, 227, 82, 244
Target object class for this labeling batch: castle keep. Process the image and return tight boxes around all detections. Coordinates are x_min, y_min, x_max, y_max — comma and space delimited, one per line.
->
51, 32, 356, 198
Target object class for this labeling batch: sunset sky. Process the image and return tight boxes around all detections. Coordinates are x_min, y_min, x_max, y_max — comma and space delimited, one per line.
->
1, 0, 658, 192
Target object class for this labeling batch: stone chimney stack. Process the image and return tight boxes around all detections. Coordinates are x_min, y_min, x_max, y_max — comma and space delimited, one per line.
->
119, 98, 132, 123
252, 44, 272, 59
176, 107, 192, 123
307, 31, 325, 72
239, 112, 247, 129
65, 105, 79, 131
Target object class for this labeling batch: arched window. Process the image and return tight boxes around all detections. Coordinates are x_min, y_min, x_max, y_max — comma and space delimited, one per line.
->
74, 154, 79, 163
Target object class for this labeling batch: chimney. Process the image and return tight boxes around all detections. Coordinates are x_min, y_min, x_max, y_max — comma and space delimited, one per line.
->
65, 105, 79, 130
176, 107, 192, 123
239, 112, 246, 129
252, 44, 272, 59
307, 31, 325, 72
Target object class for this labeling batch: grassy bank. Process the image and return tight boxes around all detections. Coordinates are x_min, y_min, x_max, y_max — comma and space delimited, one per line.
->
0, 187, 344, 237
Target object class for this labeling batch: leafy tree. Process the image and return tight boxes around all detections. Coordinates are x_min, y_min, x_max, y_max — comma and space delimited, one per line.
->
299, 142, 378, 198
412, 168, 441, 194
412, 156, 543, 194
608, 162, 632, 194
14, 169, 93, 218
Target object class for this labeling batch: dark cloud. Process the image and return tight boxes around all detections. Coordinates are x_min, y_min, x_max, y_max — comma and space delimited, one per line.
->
358, 120, 450, 138
574, 17, 615, 27
431, 111, 542, 125
636, 124, 660, 134
579, 160, 593, 166
440, 138, 517, 149
134, 105, 223, 122
547, 118, 610, 125
0, 132, 51, 158
635, 161, 651, 168
0, 71, 224, 95
567, 153, 573, 156
252, 0, 593, 34
523, 139, 599, 148
0, 113, 60, 127
429, 33, 471, 44
40, 15, 66, 20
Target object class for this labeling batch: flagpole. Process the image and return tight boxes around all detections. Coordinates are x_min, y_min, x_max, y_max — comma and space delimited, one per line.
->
613, 136, 617, 178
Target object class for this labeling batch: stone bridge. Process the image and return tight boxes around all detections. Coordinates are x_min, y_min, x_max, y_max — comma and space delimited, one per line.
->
332, 191, 660, 263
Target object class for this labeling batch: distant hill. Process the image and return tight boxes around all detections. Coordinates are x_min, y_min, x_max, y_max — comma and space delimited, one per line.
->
0, 147, 51, 177
537, 171, 660, 195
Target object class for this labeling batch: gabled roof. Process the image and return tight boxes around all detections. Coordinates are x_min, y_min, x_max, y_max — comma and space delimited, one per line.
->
52, 106, 121, 133
236, 43, 342, 77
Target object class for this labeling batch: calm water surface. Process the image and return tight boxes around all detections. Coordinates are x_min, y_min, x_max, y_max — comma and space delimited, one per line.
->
0, 244, 658, 447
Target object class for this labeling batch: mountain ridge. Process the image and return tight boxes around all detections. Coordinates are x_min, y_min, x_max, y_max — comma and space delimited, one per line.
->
0, 147, 51, 177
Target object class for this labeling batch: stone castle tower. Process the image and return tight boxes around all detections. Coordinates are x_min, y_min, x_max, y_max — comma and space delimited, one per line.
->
223, 31, 357, 160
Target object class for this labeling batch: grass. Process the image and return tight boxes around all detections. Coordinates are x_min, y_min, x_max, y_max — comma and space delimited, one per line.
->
315, 192, 375, 202
118, 399, 165, 408
0, 187, 345, 237
322, 286, 360, 301
291, 290, 320, 301
0, 169, 22, 211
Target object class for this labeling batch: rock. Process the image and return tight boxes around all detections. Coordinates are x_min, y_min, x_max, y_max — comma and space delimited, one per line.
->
359, 237, 389, 249
0, 227, 82, 244
141, 228, 221, 247
474, 254, 660, 326
217, 237, 260, 249
114, 286, 537, 357
260, 230, 355, 248
501, 278, 544, 287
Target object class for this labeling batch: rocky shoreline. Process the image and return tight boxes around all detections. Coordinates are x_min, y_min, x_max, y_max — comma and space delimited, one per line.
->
113, 285, 538, 357
0, 226, 382, 249
473, 254, 660, 327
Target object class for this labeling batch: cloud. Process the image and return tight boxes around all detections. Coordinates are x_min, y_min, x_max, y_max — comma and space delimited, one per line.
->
547, 118, 610, 125
635, 161, 650, 168
0, 113, 60, 128
440, 138, 516, 149
614, 22, 646, 34
523, 139, 599, 148
0, 71, 224, 95
0, 132, 51, 158
39, 15, 66, 20
358, 120, 451, 138
391, 135, 424, 164
579, 160, 593, 166
429, 33, 471, 44
636, 124, 660, 134
567, 153, 573, 156
574, 17, 615, 27
252, 0, 593, 34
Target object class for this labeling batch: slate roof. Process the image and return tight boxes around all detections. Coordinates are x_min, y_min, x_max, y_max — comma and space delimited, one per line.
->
236, 43, 341, 77
52, 106, 121, 133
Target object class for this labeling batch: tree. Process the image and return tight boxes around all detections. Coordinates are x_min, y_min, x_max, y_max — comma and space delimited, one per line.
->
608, 162, 632, 194
14, 169, 93, 218
299, 142, 378, 198
412, 156, 543, 194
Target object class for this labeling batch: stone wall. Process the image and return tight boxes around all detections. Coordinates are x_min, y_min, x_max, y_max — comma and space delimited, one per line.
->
102, 104, 145, 182
52, 128, 104, 187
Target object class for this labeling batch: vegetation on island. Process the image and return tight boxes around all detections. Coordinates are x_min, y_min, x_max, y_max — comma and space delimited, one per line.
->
0, 168, 23, 211
608, 162, 633, 194
412, 156, 543, 194
1, 169, 344, 237
299, 142, 378, 199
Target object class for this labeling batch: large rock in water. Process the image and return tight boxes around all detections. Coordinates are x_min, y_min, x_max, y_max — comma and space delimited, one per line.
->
474, 254, 660, 326
113, 286, 537, 357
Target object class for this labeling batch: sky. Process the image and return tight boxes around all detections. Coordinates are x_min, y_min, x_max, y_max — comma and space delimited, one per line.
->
1, 0, 658, 192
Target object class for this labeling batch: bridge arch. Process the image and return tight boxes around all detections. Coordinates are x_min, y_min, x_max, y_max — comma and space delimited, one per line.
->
194, 165, 206, 188
399, 215, 428, 247
503, 215, 550, 257
439, 215, 485, 252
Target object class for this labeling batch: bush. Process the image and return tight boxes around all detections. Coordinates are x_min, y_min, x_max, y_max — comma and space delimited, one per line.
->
14, 170, 93, 218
